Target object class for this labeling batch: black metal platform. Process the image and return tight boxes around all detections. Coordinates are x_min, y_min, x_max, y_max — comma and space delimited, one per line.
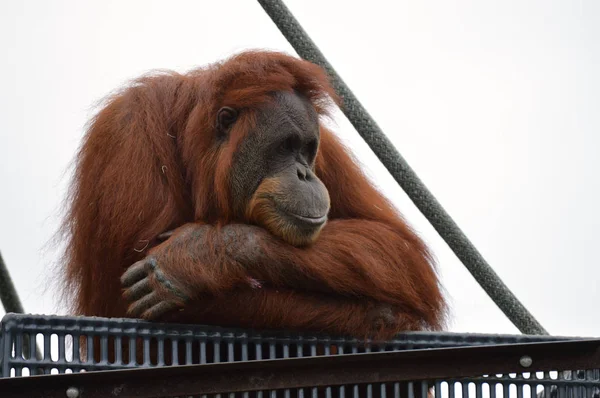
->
1, 313, 598, 398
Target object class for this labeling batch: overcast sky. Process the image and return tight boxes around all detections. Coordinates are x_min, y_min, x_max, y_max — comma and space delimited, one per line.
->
0, 0, 598, 338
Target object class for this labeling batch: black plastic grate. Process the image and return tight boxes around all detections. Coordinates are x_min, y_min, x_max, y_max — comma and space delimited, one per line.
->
1, 313, 599, 398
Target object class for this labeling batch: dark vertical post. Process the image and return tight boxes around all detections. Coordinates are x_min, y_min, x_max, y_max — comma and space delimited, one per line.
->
0, 252, 24, 314
0, 251, 42, 359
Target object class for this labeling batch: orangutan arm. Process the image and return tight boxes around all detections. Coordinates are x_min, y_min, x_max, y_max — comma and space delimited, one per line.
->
121, 220, 444, 331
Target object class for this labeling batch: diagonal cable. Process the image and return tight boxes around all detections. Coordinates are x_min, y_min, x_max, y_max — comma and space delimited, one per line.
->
257, 0, 547, 335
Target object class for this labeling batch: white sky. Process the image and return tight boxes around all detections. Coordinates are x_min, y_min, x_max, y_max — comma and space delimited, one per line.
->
0, 0, 598, 338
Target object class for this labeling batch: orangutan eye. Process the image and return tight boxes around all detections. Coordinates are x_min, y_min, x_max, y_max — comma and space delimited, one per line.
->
216, 107, 238, 134
279, 135, 301, 154
304, 139, 318, 163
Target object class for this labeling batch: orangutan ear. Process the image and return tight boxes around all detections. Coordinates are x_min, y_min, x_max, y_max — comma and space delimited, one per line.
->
216, 106, 238, 136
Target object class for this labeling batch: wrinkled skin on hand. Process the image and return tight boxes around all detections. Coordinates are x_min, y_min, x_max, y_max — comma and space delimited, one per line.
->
121, 224, 260, 320
121, 255, 188, 320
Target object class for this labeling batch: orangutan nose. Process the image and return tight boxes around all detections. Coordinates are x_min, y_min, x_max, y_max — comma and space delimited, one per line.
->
297, 165, 308, 181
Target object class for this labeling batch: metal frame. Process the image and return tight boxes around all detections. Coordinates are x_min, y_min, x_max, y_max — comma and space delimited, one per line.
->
1, 338, 599, 398
2, 313, 579, 378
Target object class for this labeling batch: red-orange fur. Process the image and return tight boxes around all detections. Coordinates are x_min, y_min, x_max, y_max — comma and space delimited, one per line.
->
60, 50, 446, 339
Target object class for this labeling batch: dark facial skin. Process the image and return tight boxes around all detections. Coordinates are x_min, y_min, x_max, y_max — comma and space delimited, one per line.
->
224, 91, 331, 246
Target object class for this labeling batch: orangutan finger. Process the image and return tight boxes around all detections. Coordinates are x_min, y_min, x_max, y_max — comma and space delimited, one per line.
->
141, 301, 179, 320
122, 277, 153, 302
127, 291, 159, 318
121, 260, 151, 287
